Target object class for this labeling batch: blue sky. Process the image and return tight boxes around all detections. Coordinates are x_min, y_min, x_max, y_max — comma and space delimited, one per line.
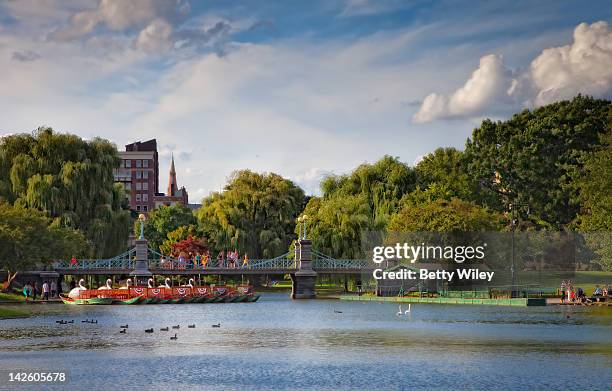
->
1, 0, 611, 199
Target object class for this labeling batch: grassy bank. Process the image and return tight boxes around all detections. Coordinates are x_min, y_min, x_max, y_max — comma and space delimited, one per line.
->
0, 291, 26, 302
0, 306, 29, 319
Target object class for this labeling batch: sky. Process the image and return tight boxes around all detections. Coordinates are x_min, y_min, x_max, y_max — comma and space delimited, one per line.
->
1, 0, 611, 200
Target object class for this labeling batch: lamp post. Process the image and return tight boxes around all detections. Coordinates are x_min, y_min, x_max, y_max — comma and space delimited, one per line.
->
509, 202, 529, 298
131, 213, 152, 282
297, 216, 303, 240
302, 215, 309, 240
138, 213, 146, 240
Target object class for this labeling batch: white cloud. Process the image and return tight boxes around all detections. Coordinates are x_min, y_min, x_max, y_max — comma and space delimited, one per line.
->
413, 21, 612, 123
339, 0, 410, 17
529, 21, 612, 106
49, 0, 189, 41
133, 19, 173, 53
291, 168, 335, 196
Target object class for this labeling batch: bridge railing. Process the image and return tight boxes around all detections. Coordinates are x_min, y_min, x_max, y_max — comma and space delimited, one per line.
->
312, 258, 369, 269
148, 257, 298, 270
53, 248, 370, 271
53, 248, 136, 270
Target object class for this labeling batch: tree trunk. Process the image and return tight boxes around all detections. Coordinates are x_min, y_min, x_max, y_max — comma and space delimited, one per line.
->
3, 270, 19, 292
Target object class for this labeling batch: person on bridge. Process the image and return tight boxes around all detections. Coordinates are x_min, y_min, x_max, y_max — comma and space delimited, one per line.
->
242, 253, 249, 267
201, 252, 209, 268
217, 251, 225, 268
70, 256, 78, 267
195, 253, 202, 268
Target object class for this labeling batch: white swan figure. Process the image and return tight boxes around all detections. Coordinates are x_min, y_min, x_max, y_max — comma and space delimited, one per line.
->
98, 278, 112, 290
68, 279, 87, 299
147, 278, 154, 288
182, 278, 195, 288
118, 278, 132, 290
158, 278, 171, 289
397, 304, 411, 316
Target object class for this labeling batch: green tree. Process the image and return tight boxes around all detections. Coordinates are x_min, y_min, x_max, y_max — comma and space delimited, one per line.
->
198, 170, 304, 258
573, 130, 612, 230
0, 127, 130, 257
571, 128, 612, 271
320, 155, 416, 228
464, 95, 611, 228
159, 224, 202, 255
389, 197, 503, 232
299, 194, 373, 258
0, 202, 86, 289
197, 170, 304, 258
415, 148, 474, 200
138, 204, 197, 252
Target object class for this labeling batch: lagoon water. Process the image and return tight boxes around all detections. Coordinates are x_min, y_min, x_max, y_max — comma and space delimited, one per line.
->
0, 293, 610, 390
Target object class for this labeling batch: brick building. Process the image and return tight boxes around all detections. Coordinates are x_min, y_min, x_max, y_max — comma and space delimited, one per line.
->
114, 139, 189, 213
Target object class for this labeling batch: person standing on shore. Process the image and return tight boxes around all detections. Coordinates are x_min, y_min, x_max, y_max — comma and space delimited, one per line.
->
42, 281, 50, 301
560, 280, 566, 303
50, 280, 57, 298
32, 281, 38, 300
23, 282, 32, 301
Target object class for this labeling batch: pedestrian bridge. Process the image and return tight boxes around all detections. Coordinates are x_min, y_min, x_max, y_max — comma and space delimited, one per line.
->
52, 247, 370, 275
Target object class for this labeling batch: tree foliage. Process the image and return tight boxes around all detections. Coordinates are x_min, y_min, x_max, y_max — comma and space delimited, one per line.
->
301, 156, 416, 257
389, 197, 503, 232
0, 127, 130, 257
197, 170, 304, 258
464, 95, 611, 228
572, 129, 612, 231
138, 204, 197, 252
300, 195, 373, 258
159, 224, 201, 255
169, 236, 208, 256
320, 155, 416, 228
0, 202, 86, 288
415, 147, 474, 201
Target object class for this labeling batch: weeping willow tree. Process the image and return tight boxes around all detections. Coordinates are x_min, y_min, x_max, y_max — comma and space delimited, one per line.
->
197, 170, 305, 258
301, 156, 416, 258
319, 156, 416, 228
0, 127, 130, 258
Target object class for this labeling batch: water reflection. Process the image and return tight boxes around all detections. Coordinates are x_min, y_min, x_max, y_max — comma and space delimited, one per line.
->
0, 294, 610, 390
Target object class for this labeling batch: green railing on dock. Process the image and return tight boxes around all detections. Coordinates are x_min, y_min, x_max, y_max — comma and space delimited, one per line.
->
340, 295, 547, 306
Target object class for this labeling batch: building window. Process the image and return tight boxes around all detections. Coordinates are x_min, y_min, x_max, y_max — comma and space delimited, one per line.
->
136, 171, 142, 179
136, 159, 142, 168
124, 183, 131, 191
136, 194, 141, 201
142, 182, 148, 190
136, 205, 141, 211
143, 194, 148, 202
143, 159, 149, 168
136, 182, 142, 191
143, 205, 148, 212
143, 171, 149, 179
124, 159, 131, 168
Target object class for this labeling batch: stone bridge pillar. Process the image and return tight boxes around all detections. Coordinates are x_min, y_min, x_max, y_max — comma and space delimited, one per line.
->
130, 238, 151, 285
291, 239, 317, 299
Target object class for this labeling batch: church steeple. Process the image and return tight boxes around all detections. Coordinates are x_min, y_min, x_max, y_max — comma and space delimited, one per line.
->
167, 153, 178, 196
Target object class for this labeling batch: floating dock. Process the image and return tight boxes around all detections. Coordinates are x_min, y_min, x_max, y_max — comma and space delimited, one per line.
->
340, 295, 547, 306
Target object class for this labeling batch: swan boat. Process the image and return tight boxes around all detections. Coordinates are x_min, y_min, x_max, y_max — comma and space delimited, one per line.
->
59, 279, 259, 305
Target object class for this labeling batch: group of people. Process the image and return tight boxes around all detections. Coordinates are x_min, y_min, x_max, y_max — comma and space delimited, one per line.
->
22, 280, 57, 301
560, 280, 609, 303
160, 250, 249, 269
